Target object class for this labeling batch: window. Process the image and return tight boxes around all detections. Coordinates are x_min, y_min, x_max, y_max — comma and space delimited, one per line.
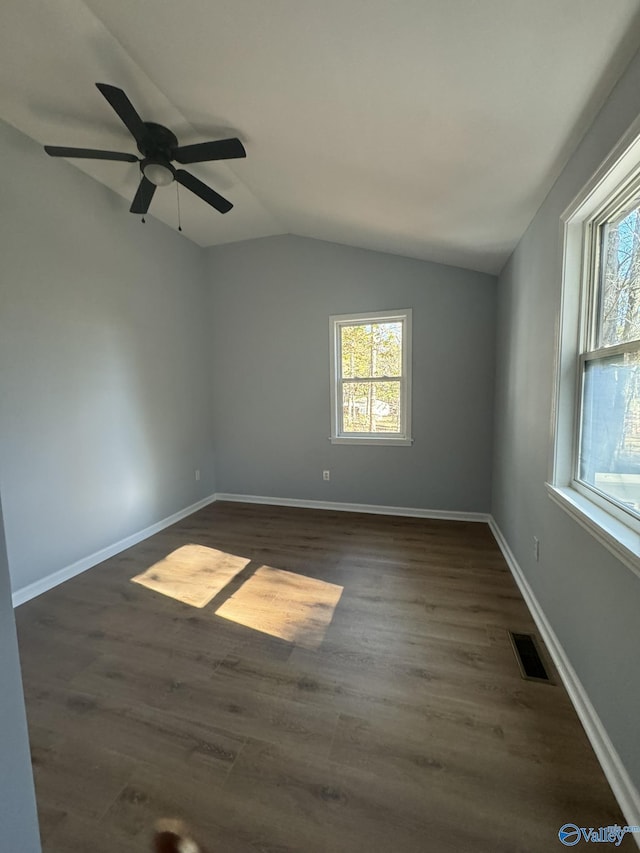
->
577, 193, 640, 518
329, 309, 412, 445
550, 119, 640, 574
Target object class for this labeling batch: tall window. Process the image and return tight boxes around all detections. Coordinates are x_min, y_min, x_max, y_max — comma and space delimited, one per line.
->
551, 123, 640, 571
578, 192, 640, 519
329, 310, 412, 445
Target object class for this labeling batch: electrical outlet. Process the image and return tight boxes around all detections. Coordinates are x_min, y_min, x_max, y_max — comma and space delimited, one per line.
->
533, 536, 540, 562
323, 470, 330, 481
195, 469, 200, 481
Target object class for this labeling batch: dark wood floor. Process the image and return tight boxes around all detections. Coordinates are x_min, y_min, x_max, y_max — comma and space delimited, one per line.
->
15, 502, 632, 852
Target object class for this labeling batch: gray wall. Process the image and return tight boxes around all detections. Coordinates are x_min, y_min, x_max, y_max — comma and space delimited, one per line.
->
0, 118, 215, 593
0, 497, 41, 851
207, 235, 496, 512
492, 52, 640, 788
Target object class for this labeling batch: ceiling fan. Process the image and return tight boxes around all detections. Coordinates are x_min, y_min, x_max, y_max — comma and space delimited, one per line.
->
44, 83, 246, 216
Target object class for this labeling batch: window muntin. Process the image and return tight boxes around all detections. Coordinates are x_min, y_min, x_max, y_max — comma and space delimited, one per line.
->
576, 193, 640, 521
330, 310, 412, 444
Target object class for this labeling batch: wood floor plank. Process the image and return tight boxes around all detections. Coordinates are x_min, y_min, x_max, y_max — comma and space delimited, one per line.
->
44, 811, 143, 853
102, 766, 253, 853
31, 734, 136, 823
15, 501, 633, 851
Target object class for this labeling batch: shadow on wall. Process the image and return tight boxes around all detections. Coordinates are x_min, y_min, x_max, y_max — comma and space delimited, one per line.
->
2, 303, 208, 588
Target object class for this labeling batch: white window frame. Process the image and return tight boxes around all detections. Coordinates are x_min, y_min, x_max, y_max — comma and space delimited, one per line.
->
329, 309, 413, 446
549, 116, 640, 578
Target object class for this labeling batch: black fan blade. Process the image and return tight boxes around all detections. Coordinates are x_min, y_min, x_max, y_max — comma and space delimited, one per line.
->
173, 137, 246, 165
96, 83, 147, 144
44, 145, 138, 163
129, 176, 156, 214
175, 169, 232, 213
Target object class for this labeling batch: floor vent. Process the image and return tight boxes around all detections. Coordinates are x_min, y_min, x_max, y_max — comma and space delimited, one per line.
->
508, 632, 551, 683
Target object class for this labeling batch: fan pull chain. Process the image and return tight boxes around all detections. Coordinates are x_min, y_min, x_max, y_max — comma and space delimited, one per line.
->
176, 183, 182, 232
141, 216, 146, 224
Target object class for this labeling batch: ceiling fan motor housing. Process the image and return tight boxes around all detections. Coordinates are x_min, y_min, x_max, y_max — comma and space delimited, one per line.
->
138, 122, 178, 159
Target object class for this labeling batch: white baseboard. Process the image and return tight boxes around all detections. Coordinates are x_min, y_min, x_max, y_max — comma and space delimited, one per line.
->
489, 516, 640, 839
9, 492, 486, 608
11, 493, 217, 608
214, 492, 490, 523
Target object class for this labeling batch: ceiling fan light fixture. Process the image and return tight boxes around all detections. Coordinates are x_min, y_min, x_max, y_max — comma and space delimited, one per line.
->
142, 159, 174, 186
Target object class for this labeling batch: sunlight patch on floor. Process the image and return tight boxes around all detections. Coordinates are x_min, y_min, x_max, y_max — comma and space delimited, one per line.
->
215, 566, 343, 649
131, 544, 250, 608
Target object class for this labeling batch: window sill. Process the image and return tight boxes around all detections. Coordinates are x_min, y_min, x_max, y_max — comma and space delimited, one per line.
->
546, 483, 640, 579
330, 436, 413, 446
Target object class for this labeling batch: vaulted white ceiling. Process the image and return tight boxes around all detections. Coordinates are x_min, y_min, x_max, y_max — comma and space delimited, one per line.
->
2, 0, 640, 273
